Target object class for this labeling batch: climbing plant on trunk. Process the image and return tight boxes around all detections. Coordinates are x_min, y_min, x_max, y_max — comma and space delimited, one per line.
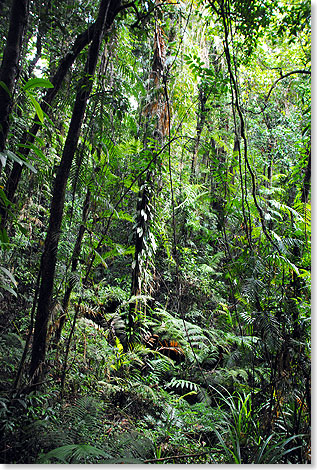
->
128, 11, 170, 337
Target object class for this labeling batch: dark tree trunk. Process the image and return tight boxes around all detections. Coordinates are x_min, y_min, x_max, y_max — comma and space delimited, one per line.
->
230, 135, 239, 187
0, 22, 96, 228
29, 0, 121, 384
0, 0, 29, 153
54, 187, 91, 345
301, 149, 311, 203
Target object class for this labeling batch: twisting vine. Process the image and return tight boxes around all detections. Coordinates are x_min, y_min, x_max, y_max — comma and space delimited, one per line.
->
213, 0, 280, 253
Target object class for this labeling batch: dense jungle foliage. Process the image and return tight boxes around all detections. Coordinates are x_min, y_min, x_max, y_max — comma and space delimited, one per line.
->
0, 0, 311, 464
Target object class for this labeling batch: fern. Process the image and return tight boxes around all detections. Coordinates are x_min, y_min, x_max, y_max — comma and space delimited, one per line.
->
38, 444, 112, 463
111, 430, 154, 460
21, 419, 73, 459
150, 307, 210, 351
128, 381, 159, 401
166, 377, 199, 392
185, 324, 210, 349
254, 312, 282, 353
77, 304, 105, 322
158, 403, 185, 430
0, 333, 24, 383
61, 396, 105, 445
218, 367, 249, 384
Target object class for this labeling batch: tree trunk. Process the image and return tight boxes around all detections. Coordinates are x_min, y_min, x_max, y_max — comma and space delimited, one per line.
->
0, 22, 96, 228
129, 181, 151, 334
0, 0, 29, 153
54, 187, 91, 345
190, 85, 207, 182
301, 149, 311, 203
128, 19, 168, 336
29, 0, 121, 384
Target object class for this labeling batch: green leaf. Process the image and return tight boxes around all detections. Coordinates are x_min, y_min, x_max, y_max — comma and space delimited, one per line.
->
0, 284, 17, 297
5, 150, 23, 165
22, 78, 54, 92
0, 81, 11, 97
15, 151, 37, 173
0, 266, 17, 286
114, 210, 134, 222
38, 444, 110, 463
18, 143, 49, 164
103, 244, 135, 260
93, 249, 108, 269
26, 92, 44, 123
16, 223, 28, 237
0, 228, 9, 244
0, 266, 17, 297
0, 152, 7, 167
3, 149, 37, 173
0, 188, 11, 207
280, 256, 300, 275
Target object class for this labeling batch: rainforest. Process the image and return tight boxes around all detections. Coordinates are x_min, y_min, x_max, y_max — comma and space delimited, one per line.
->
0, 0, 311, 464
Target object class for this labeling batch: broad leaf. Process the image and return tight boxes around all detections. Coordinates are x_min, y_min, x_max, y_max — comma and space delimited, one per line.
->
22, 78, 54, 92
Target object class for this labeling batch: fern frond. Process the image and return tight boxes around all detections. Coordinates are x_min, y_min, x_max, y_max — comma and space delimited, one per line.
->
38, 444, 112, 464
112, 430, 154, 460
166, 377, 199, 392
254, 312, 282, 352
218, 367, 249, 384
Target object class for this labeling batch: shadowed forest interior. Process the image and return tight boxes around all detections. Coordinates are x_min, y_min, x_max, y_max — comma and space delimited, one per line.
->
0, 0, 311, 464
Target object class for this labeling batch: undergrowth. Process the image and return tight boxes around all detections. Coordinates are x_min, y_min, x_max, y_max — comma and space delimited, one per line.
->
0, 300, 311, 464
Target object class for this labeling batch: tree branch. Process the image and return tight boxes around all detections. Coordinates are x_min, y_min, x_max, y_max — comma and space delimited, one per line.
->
248, 69, 311, 115
131, 3, 178, 28
264, 69, 311, 104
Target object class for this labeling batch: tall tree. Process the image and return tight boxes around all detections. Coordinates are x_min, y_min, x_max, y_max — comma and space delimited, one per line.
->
0, 22, 96, 228
29, 0, 121, 383
0, 0, 29, 154
128, 13, 169, 336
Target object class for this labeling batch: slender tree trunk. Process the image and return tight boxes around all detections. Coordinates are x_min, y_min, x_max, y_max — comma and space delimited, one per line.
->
190, 85, 207, 182
0, 0, 29, 153
230, 134, 239, 187
0, 22, 96, 228
29, 0, 121, 384
54, 188, 91, 345
301, 149, 311, 203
